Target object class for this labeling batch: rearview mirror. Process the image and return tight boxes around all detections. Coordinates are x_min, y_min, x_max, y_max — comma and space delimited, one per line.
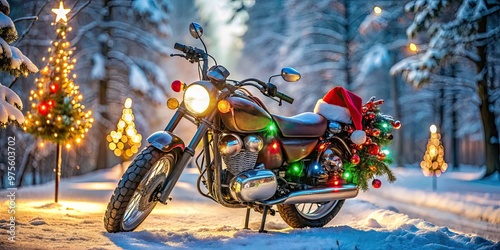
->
189, 22, 203, 39
281, 67, 301, 82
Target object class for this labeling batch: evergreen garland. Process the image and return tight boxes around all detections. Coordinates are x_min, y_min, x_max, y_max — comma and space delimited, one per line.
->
343, 97, 400, 190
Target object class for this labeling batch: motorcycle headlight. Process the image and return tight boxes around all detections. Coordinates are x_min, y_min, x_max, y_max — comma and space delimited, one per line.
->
183, 81, 217, 116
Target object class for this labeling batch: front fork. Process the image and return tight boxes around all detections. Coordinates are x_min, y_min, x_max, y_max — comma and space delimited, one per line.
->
155, 109, 215, 204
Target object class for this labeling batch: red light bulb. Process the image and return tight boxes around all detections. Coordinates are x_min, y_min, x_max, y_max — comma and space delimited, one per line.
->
47, 100, 55, 107
49, 83, 59, 93
38, 102, 49, 116
171, 80, 184, 92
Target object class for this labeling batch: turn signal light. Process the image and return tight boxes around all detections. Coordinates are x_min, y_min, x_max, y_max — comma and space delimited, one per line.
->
217, 100, 231, 113
166, 98, 179, 109
171, 80, 185, 92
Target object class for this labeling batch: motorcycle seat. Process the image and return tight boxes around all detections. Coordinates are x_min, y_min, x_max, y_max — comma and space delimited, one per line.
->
272, 112, 327, 137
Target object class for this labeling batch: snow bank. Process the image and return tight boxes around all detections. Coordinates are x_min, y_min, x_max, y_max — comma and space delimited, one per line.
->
369, 166, 500, 224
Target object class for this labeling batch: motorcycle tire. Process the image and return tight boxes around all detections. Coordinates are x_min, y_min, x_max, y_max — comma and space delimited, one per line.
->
277, 200, 345, 228
104, 146, 176, 233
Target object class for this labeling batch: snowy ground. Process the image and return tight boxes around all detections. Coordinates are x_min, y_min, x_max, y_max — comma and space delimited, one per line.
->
1, 163, 499, 250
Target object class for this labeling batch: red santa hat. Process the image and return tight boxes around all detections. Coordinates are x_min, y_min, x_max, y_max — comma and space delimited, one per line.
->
314, 86, 366, 145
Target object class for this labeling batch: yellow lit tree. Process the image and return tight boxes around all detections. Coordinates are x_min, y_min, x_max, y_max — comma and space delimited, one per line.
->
24, 1, 93, 202
107, 98, 142, 168
421, 124, 448, 191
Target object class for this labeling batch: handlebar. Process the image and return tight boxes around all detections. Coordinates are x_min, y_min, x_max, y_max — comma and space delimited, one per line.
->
276, 91, 294, 104
173, 43, 294, 104
174, 42, 189, 53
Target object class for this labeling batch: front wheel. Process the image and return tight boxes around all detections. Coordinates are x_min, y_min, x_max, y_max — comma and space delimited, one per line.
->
104, 146, 176, 233
277, 200, 345, 228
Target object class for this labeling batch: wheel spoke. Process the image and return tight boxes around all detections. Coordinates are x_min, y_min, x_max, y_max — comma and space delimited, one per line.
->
307, 203, 313, 213
121, 154, 172, 231
294, 200, 339, 220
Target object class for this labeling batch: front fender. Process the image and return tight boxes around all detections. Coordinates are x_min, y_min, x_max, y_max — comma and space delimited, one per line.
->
147, 131, 185, 153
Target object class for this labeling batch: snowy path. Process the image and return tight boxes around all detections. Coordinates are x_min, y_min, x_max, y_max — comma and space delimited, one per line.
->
1, 165, 499, 249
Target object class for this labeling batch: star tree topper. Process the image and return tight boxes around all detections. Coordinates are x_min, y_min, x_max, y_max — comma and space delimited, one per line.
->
52, 1, 70, 23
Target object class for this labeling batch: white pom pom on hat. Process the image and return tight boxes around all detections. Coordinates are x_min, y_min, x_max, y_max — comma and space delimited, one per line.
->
314, 86, 366, 145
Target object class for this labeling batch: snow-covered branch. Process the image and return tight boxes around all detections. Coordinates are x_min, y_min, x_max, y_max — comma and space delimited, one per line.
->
0, 83, 24, 124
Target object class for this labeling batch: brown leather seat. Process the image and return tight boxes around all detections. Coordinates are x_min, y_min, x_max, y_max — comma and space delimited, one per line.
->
272, 112, 327, 137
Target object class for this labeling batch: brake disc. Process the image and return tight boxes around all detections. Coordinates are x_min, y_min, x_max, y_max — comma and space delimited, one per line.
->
138, 174, 164, 211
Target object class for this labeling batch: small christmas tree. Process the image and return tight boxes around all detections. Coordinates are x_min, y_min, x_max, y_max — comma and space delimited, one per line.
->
421, 124, 447, 190
343, 97, 400, 190
107, 98, 142, 166
24, 1, 93, 202
0, 0, 38, 126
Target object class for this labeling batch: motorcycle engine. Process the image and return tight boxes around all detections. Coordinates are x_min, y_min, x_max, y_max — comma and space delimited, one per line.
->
219, 133, 278, 202
219, 133, 262, 175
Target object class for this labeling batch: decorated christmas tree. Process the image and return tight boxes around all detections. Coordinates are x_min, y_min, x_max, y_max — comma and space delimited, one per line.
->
107, 98, 142, 164
421, 124, 447, 190
313, 87, 399, 190
0, 0, 38, 126
342, 97, 400, 190
24, 1, 93, 202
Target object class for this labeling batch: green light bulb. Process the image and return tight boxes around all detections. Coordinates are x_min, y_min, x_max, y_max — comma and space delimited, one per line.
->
268, 124, 276, 131
344, 172, 350, 178
293, 165, 300, 173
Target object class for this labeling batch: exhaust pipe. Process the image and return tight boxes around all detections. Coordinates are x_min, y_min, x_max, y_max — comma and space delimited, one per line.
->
257, 184, 359, 206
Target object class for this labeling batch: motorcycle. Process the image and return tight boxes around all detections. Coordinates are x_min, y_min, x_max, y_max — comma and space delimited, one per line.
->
104, 22, 398, 233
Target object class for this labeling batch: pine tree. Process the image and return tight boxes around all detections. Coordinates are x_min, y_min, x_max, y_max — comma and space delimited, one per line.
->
107, 98, 142, 162
391, 0, 500, 178
23, 1, 93, 202
421, 125, 448, 190
0, 0, 38, 126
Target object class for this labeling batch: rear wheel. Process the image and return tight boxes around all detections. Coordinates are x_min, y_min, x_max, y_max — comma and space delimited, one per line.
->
104, 146, 176, 232
277, 200, 345, 228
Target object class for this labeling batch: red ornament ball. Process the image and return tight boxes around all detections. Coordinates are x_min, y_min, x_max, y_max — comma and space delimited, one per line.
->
362, 106, 368, 113
346, 125, 354, 134
368, 143, 380, 155
364, 137, 372, 145
372, 179, 382, 188
47, 99, 55, 107
38, 102, 49, 116
49, 83, 59, 93
377, 152, 386, 160
372, 128, 381, 137
350, 154, 360, 165
391, 120, 401, 129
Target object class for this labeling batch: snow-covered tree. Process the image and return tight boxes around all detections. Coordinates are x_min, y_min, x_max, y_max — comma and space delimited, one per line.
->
0, 0, 38, 126
274, 0, 354, 114
391, 0, 500, 177
74, 0, 172, 169
240, 0, 286, 78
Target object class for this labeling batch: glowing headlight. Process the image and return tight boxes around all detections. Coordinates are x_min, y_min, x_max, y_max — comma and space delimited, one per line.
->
184, 84, 211, 115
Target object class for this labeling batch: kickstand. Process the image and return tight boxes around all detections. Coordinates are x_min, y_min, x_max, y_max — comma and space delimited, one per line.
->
243, 207, 251, 230
259, 206, 269, 233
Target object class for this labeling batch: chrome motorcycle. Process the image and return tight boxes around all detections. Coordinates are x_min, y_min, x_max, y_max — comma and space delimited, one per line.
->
104, 23, 360, 233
